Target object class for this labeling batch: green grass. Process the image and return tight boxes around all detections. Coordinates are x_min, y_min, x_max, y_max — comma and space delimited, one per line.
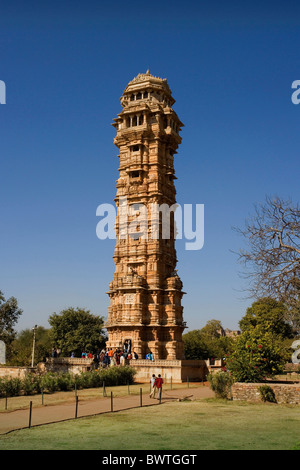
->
0, 398, 299, 450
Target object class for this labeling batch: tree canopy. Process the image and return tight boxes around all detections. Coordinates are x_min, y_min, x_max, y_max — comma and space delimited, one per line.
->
48, 307, 107, 357
226, 297, 294, 382
183, 320, 233, 360
239, 297, 293, 339
0, 290, 22, 360
226, 326, 287, 383
9, 326, 51, 366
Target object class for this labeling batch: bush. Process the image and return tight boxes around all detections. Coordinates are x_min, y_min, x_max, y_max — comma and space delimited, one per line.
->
39, 373, 59, 393
207, 371, 233, 399
55, 373, 74, 392
22, 373, 41, 396
74, 366, 136, 389
226, 327, 286, 383
258, 385, 277, 403
0, 377, 22, 397
0, 366, 137, 397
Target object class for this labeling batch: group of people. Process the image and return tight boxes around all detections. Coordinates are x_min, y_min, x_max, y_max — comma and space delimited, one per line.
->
52, 343, 164, 399
99, 347, 139, 367
149, 374, 164, 400
53, 341, 155, 370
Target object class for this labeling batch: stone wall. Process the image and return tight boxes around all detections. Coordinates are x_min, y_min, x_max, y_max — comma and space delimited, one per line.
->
129, 359, 209, 383
0, 366, 34, 379
231, 382, 300, 405
37, 357, 94, 375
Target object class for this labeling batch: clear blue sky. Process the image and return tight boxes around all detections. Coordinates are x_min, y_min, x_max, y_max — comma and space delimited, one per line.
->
1, 1, 300, 332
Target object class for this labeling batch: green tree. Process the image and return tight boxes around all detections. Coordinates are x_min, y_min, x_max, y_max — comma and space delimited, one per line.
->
182, 329, 207, 359
239, 297, 293, 339
48, 307, 107, 357
183, 320, 234, 360
0, 290, 22, 361
9, 327, 51, 366
226, 326, 287, 383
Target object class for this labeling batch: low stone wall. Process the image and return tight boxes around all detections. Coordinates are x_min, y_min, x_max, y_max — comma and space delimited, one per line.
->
231, 382, 300, 405
129, 359, 209, 383
37, 357, 94, 375
0, 366, 35, 379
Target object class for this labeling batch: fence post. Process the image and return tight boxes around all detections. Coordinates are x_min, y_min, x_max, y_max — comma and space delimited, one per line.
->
74, 383, 77, 399
111, 391, 113, 412
75, 396, 79, 419
41, 388, 44, 405
103, 381, 106, 397
187, 377, 189, 388
140, 388, 142, 407
170, 376, 173, 390
128, 381, 130, 395
29, 401, 33, 428
5, 395, 7, 410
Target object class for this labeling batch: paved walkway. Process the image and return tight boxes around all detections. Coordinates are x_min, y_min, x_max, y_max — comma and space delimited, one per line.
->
0, 385, 214, 435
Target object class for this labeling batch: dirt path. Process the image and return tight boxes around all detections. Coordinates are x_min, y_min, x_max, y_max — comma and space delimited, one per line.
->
0, 385, 214, 435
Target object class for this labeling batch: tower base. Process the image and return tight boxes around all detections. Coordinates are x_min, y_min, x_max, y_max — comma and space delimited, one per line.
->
128, 359, 209, 384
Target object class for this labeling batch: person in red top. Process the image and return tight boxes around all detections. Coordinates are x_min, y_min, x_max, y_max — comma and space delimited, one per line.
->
154, 374, 164, 400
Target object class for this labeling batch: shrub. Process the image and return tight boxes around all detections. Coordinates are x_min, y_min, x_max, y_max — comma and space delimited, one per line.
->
74, 366, 136, 389
39, 373, 59, 393
258, 385, 277, 403
226, 327, 286, 383
0, 377, 22, 397
0, 366, 137, 398
22, 373, 41, 395
207, 370, 233, 399
55, 373, 74, 391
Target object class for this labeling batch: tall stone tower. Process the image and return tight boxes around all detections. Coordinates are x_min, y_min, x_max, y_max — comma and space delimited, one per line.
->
106, 71, 186, 360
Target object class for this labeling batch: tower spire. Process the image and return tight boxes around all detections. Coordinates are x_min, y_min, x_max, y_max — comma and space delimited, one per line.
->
107, 72, 186, 360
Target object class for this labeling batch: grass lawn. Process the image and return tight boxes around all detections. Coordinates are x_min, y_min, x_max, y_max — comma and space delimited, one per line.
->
0, 398, 299, 450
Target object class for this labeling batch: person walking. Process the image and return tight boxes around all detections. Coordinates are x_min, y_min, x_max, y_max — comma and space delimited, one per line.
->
149, 374, 157, 398
155, 374, 164, 401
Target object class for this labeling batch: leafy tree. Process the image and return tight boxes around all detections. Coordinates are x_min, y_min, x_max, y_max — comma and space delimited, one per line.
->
201, 320, 223, 338
9, 327, 51, 366
48, 307, 107, 357
0, 290, 22, 361
239, 297, 293, 339
183, 320, 234, 360
226, 326, 287, 383
183, 329, 207, 360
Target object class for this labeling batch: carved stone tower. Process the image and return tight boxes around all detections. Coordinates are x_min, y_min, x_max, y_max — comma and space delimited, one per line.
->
106, 71, 186, 360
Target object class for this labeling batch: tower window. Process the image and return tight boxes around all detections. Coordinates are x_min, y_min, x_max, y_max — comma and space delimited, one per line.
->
132, 145, 139, 152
